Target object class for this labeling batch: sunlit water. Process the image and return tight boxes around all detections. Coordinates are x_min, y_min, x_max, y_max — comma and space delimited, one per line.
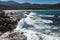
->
14, 10, 60, 40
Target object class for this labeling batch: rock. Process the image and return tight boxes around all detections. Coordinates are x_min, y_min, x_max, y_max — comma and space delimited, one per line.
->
0, 11, 26, 40
0, 32, 27, 40
0, 17, 17, 33
0, 10, 5, 17
54, 15, 59, 18
0, 10, 18, 33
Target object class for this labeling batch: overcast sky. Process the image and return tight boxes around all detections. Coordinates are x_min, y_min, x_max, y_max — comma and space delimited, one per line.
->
0, 0, 60, 4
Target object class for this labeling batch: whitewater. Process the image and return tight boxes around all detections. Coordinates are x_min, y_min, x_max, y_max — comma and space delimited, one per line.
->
14, 11, 60, 40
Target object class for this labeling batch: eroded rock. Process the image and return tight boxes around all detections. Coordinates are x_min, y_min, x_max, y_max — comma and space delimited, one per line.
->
0, 11, 18, 33
0, 32, 27, 40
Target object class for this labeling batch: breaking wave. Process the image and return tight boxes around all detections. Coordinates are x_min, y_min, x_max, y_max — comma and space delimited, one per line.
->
15, 11, 60, 40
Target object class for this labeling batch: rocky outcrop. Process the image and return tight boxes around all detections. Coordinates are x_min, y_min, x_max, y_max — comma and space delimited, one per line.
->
0, 11, 27, 40
0, 32, 27, 40
0, 11, 18, 33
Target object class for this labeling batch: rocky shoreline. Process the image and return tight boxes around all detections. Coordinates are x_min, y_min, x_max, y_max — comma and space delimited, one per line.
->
0, 31, 27, 40
0, 10, 27, 40
0, 10, 18, 33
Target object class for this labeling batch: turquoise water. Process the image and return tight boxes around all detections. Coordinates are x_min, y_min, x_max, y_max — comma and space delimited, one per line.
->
31, 10, 60, 15
17, 10, 60, 15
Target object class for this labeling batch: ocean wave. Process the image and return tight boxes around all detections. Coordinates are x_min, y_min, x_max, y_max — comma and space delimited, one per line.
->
15, 11, 60, 40
39, 14, 54, 17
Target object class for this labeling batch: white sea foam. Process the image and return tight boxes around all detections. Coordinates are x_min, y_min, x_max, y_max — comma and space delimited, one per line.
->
39, 15, 54, 17
14, 12, 60, 40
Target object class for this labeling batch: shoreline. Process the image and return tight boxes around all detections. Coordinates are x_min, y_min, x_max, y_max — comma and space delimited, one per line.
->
3, 9, 60, 12
0, 8, 60, 10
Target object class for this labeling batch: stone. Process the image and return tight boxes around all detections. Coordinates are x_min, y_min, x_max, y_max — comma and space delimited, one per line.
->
0, 10, 18, 33
0, 32, 27, 40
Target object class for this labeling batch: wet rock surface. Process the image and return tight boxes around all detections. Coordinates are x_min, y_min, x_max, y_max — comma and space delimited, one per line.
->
0, 32, 27, 40
0, 11, 27, 40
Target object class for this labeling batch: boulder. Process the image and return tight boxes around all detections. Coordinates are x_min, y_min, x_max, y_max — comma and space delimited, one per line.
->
0, 10, 18, 33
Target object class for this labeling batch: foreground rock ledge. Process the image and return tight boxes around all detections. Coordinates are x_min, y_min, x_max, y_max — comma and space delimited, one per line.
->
0, 32, 27, 40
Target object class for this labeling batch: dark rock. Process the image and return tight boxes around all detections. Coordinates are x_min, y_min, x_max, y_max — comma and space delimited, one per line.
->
0, 11, 27, 40
0, 11, 18, 33
54, 15, 59, 18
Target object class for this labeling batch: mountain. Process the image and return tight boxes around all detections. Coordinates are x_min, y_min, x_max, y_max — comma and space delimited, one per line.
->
0, 1, 20, 7
0, 1, 60, 9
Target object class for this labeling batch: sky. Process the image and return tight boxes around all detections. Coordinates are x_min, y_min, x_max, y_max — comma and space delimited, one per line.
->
1, 0, 60, 4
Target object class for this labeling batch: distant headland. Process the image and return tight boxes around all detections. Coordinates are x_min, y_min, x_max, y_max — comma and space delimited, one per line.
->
0, 1, 60, 10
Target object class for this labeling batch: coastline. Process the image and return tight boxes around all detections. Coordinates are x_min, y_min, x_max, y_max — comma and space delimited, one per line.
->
0, 10, 27, 40
0, 8, 60, 10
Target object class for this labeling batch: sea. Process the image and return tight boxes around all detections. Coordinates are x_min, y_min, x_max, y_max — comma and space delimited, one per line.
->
15, 10, 60, 40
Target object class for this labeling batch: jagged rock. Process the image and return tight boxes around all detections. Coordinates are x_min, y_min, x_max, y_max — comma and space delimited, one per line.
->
0, 17, 17, 33
0, 32, 27, 40
0, 11, 26, 40
0, 11, 18, 33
